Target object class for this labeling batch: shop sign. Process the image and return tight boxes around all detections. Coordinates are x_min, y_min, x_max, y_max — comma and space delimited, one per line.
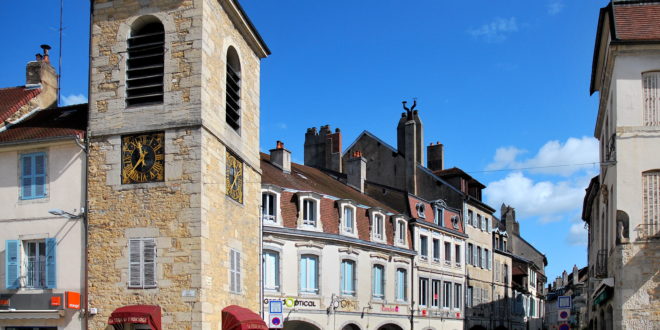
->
0, 299, 10, 306
51, 296, 61, 307
337, 299, 358, 312
263, 297, 319, 309
66, 291, 81, 309
380, 304, 402, 313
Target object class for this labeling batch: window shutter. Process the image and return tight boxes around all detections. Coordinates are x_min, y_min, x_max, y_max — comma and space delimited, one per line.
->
34, 154, 46, 197
143, 239, 156, 288
21, 155, 33, 198
129, 239, 142, 287
45, 238, 57, 289
472, 246, 477, 266
299, 256, 306, 291
309, 256, 316, 291
643, 72, 660, 126
5, 240, 20, 289
235, 251, 241, 292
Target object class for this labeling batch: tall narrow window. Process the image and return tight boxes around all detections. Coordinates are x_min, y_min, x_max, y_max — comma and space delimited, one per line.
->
340, 260, 355, 296
466, 286, 473, 308
396, 269, 407, 301
299, 255, 318, 294
372, 264, 385, 299
302, 199, 317, 226
129, 238, 156, 289
373, 214, 384, 240
397, 220, 406, 244
477, 214, 482, 230
434, 207, 444, 226
20, 152, 47, 200
432, 239, 440, 262
467, 243, 473, 265
443, 281, 452, 308
643, 171, 660, 236
485, 249, 491, 269
126, 18, 164, 106
477, 247, 482, 268
262, 193, 276, 224
230, 249, 241, 293
431, 279, 441, 307
504, 264, 509, 284
226, 47, 242, 131
420, 235, 428, 259
444, 242, 451, 264
643, 72, 660, 126
455, 244, 461, 266
454, 283, 462, 309
419, 277, 429, 307
343, 207, 354, 233
263, 250, 279, 291
467, 210, 473, 226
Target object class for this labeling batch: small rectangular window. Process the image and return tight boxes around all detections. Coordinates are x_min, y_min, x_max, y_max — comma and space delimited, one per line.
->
432, 239, 440, 262
129, 238, 156, 289
396, 269, 407, 301
341, 260, 355, 296
300, 255, 318, 293
373, 214, 384, 240
372, 264, 385, 299
431, 279, 441, 307
230, 249, 241, 293
643, 72, 660, 126
467, 243, 473, 265
263, 250, 279, 291
344, 207, 354, 233
397, 220, 405, 244
443, 281, 452, 308
420, 236, 428, 259
262, 193, 276, 223
302, 199, 316, 226
419, 277, 429, 307
444, 242, 451, 264
466, 286, 473, 308
20, 152, 47, 200
455, 244, 461, 266
454, 283, 462, 309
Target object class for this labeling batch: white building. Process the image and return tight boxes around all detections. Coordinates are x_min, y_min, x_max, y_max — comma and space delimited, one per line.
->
587, 1, 660, 328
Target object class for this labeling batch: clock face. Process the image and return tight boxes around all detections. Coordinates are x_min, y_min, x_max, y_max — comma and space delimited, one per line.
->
121, 132, 165, 184
226, 150, 243, 203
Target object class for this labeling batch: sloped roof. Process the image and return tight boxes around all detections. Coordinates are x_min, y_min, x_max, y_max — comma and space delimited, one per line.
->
0, 86, 41, 123
261, 153, 398, 214
613, 2, 660, 40
0, 104, 87, 145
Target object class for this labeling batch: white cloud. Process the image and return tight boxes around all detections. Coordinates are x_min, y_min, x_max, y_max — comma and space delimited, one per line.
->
62, 94, 87, 106
567, 221, 588, 246
547, 0, 565, 15
486, 137, 599, 176
468, 17, 518, 43
484, 172, 589, 221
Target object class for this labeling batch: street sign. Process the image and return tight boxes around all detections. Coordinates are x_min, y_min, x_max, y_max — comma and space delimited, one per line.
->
558, 309, 570, 321
558, 296, 572, 309
559, 323, 570, 330
269, 315, 283, 329
269, 300, 283, 314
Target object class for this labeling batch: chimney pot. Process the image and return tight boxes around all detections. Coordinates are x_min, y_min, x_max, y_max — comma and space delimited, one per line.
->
270, 141, 291, 173
40, 44, 51, 55
276, 140, 284, 149
346, 154, 367, 193
35, 54, 43, 61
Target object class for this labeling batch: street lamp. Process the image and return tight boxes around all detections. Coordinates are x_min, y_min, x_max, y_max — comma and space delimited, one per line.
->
48, 208, 84, 219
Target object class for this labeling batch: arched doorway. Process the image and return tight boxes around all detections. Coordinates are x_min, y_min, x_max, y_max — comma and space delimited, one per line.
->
342, 323, 361, 330
283, 320, 321, 330
378, 324, 403, 330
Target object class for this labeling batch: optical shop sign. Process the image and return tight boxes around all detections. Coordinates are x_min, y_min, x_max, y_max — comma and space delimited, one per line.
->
264, 297, 320, 310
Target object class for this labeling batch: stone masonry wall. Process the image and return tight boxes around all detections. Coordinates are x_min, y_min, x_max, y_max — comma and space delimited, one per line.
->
87, 127, 202, 329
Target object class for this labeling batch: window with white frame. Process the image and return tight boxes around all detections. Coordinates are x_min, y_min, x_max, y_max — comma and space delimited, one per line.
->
340, 260, 356, 296
263, 250, 280, 291
443, 281, 452, 308
372, 264, 385, 299
529, 269, 537, 287
454, 283, 462, 309
129, 238, 156, 289
230, 249, 241, 293
262, 192, 277, 224
372, 212, 385, 241
396, 268, 407, 301
299, 254, 319, 294
455, 244, 461, 266
5, 239, 57, 289
420, 235, 428, 259
467, 210, 474, 226
19, 152, 47, 200
302, 199, 317, 226
419, 277, 429, 307
431, 279, 441, 308
342, 205, 356, 234
432, 238, 440, 262
396, 219, 406, 245
416, 203, 426, 218
444, 242, 451, 265
643, 171, 660, 235
643, 71, 660, 126
434, 206, 444, 226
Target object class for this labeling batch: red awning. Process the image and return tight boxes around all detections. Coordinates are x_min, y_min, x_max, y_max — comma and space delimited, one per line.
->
222, 305, 268, 330
108, 305, 161, 330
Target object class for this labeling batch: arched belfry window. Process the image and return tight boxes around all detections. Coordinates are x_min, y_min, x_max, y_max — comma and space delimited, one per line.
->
126, 17, 164, 106
226, 47, 241, 132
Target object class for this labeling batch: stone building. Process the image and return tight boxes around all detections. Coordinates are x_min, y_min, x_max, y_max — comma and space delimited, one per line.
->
85, 0, 269, 329
584, 1, 660, 328
545, 266, 588, 330
0, 48, 87, 329
260, 143, 416, 330
491, 217, 515, 330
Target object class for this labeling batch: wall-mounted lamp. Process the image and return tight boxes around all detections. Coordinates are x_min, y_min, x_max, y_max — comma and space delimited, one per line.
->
49, 208, 85, 219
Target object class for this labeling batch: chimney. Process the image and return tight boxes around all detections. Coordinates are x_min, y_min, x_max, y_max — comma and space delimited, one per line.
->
270, 141, 291, 173
572, 265, 579, 285
304, 125, 342, 172
501, 203, 520, 236
25, 45, 58, 108
427, 142, 444, 171
346, 151, 366, 193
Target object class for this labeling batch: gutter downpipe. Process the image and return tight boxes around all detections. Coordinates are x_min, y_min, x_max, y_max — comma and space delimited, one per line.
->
410, 253, 415, 330
84, 2, 93, 329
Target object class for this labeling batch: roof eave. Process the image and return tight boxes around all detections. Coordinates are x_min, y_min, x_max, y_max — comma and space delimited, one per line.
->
590, 5, 613, 96
224, 0, 271, 58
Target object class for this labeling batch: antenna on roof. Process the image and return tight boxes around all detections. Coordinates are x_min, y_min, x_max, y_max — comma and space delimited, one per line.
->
57, 0, 63, 106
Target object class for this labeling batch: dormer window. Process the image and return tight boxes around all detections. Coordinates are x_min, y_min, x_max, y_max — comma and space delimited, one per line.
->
303, 199, 316, 226
451, 215, 459, 229
338, 201, 358, 237
371, 211, 386, 242
262, 192, 276, 224
395, 218, 407, 246
297, 192, 322, 231
416, 203, 426, 218
434, 206, 444, 226
126, 17, 164, 106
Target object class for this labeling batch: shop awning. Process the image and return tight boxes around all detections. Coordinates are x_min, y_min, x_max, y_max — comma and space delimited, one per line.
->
222, 305, 268, 330
108, 305, 161, 330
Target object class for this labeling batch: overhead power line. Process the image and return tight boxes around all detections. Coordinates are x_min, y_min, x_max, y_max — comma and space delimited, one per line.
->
467, 161, 604, 174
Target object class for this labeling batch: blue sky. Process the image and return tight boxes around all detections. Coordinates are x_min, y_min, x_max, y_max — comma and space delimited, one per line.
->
0, 0, 608, 283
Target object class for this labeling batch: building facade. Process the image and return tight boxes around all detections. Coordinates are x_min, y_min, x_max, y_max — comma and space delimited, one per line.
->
585, 1, 660, 328
545, 266, 588, 330
0, 50, 87, 329
85, 0, 269, 329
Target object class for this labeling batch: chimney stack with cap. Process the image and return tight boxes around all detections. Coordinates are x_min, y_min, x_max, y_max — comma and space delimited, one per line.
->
25, 44, 58, 108
427, 142, 444, 171
270, 141, 291, 173
346, 151, 367, 193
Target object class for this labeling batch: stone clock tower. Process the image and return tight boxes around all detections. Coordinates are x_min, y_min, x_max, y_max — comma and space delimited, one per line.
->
86, 0, 269, 329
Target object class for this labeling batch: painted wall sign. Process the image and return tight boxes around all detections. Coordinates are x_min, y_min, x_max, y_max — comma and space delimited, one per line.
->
380, 304, 400, 313
337, 299, 358, 311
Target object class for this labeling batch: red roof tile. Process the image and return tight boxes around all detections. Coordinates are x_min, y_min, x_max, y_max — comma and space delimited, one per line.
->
0, 86, 41, 123
614, 3, 660, 41
0, 104, 87, 145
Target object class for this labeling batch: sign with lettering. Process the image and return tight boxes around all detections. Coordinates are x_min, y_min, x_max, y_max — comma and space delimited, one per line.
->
66, 291, 81, 309
337, 299, 359, 312
263, 297, 320, 309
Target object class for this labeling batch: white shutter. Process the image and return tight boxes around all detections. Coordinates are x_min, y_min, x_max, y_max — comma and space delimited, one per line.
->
643, 72, 660, 126
235, 251, 241, 292
129, 239, 142, 287
143, 239, 156, 288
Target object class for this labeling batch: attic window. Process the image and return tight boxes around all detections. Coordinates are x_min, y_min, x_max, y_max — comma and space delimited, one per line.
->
126, 19, 165, 106
416, 203, 425, 218
226, 47, 242, 132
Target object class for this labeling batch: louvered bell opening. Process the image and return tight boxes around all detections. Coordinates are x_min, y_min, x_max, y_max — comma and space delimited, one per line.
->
127, 23, 165, 106
226, 62, 241, 131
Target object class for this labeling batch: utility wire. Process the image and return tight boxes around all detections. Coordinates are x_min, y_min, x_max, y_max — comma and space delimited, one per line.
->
467, 161, 603, 174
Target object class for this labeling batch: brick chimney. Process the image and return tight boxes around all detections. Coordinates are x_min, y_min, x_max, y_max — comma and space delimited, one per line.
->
270, 140, 291, 173
25, 44, 58, 108
304, 125, 342, 172
346, 151, 366, 193
427, 142, 444, 171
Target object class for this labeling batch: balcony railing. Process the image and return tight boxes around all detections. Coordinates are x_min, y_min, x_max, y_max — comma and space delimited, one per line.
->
595, 249, 607, 278
635, 223, 660, 240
